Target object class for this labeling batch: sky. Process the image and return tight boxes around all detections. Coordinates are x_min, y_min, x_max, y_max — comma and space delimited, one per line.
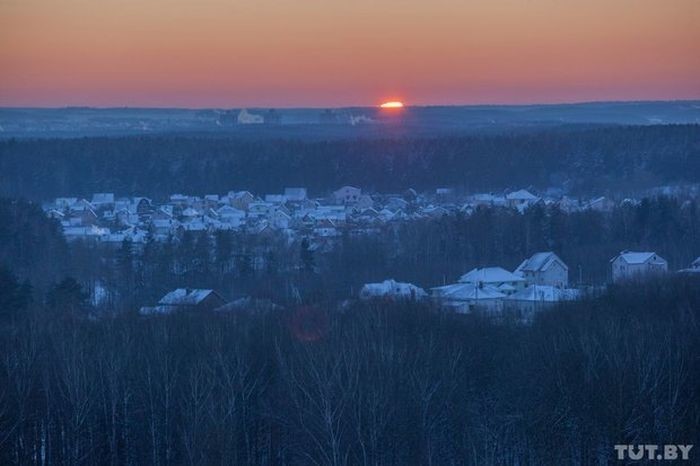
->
1, 0, 699, 108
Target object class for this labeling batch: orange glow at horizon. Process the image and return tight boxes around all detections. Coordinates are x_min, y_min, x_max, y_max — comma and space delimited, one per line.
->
0, 0, 698, 107
380, 101, 405, 109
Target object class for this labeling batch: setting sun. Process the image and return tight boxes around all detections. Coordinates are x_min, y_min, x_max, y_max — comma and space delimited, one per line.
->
380, 101, 405, 109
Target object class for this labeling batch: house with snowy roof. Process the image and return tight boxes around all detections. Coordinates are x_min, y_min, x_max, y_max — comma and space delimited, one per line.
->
431, 282, 506, 313
458, 267, 526, 293
359, 279, 427, 301
506, 189, 539, 210
140, 288, 227, 315
611, 251, 668, 283
679, 257, 700, 274
228, 191, 257, 211
515, 252, 569, 288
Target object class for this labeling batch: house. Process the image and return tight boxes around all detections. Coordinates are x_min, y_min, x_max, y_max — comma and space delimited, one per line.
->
506, 189, 539, 210
557, 196, 582, 213
247, 201, 273, 218
313, 219, 339, 237
63, 225, 110, 242
515, 252, 569, 288
140, 288, 227, 315
611, 251, 668, 282
55, 197, 78, 209
458, 267, 526, 292
237, 109, 264, 124
284, 187, 308, 202
270, 210, 291, 229
333, 186, 362, 204
505, 285, 580, 315
431, 282, 506, 313
586, 196, 616, 212
217, 205, 245, 226
679, 257, 700, 274
229, 191, 256, 211
131, 197, 153, 216
359, 279, 427, 301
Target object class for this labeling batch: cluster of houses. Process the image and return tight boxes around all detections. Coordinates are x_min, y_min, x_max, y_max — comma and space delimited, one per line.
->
131, 250, 698, 319
43, 187, 646, 248
360, 250, 699, 318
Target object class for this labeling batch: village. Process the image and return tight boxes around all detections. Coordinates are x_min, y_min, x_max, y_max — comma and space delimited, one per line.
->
41, 186, 700, 321
43, 185, 692, 246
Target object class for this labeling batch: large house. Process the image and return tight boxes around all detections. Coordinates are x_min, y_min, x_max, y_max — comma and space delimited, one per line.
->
515, 252, 569, 288
610, 251, 668, 282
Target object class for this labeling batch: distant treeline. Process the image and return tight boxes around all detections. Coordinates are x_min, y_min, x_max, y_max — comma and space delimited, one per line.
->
0, 124, 698, 200
0, 277, 698, 464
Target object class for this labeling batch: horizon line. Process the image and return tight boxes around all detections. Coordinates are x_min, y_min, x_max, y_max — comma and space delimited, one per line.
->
1, 98, 699, 112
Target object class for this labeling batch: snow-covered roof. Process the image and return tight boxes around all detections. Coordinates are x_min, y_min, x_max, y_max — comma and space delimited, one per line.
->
431, 283, 506, 301
459, 267, 525, 284
360, 279, 427, 299
506, 189, 538, 201
515, 252, 567, 274
158, 288, 218, 306
182, 207, 201, 217
614, 251, 665, 265
217, 205, 245, 216
506, 285, 579, 302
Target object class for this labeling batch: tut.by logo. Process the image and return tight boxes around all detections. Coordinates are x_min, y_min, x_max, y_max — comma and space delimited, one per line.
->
614, 445, 693, 461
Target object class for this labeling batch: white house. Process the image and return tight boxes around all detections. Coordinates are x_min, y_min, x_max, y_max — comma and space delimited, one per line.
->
458, 267, 526, 292
431, 282, 506, 314
611, 251, 668, 282
359, 279, 427, 301
333, 186, 362, 204
514, 251, 569, 287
